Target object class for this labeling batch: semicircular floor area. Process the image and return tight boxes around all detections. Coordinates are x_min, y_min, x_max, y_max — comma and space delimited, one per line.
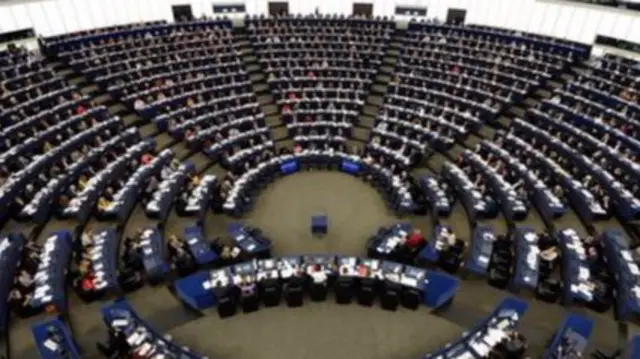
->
206, 171, 429, 255
168, 301, 464, 359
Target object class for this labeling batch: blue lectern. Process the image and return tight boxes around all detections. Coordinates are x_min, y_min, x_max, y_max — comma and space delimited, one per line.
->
311, 215, 328, 235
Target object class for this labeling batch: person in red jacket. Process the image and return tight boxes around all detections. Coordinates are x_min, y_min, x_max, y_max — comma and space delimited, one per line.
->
406, 229, 425, 249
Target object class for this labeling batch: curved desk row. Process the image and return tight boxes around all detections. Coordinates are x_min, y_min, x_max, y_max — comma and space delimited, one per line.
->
175, 254, 459, 311
21, 126, 140, 225
441, 161, 497, 221
511, 227, 540, 292
222, 151, 416, 216
177, 174, 216, 219
61, 139, 155, 223
524, 110, 640, 221
1, 111, 119, 224
101, 298, 205, 359
498, 128, 607, 223
139, 227, 170, 283
419, 175, 453, 217
557, 229, 596, 307
0, 233, 24, 332
541, 313, 593, 359
600, 229, 640, 321
422, 297, 529, 359
31, 316, 81, 359
460, 150, 528, 222
183, 224, 219, 266
479, 137, 565, 223
29, 231, 73, 314
465, 225, 496, 277
145, 162, 196, 222
102, 148, 174, 221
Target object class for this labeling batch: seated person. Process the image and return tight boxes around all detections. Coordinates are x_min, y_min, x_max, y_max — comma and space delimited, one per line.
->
539, 246, 560, 275
437, 227, 457, 251
406, 229, 425, 250
220, 245, 241, 264
73, 259, 99, 299
239, 276, 257, 297
97, 327, 130, 359
492, 330, 528, 359
8, 288, 34, 316
167, 234, 195, 273
308, 264, 328, 285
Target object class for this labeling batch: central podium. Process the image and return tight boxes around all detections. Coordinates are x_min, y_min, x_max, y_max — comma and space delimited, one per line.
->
311, 214, 328, 235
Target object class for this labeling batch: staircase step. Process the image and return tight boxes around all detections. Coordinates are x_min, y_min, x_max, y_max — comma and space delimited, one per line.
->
372, 84, 388, 94
258, 95, 274, 106
352, 127, 371, 142
477, 126, 496, 139
59, 68, 76, 78
261, 104, 278, 115
548, 80, 563, 88
243, 55, 257, 63
375, 74, 391, 83
108, 103, 127, 115
122, 113, 143, 127
247, 64, 261, 73
68, 77, 87, 86
508, 106, 526, 117
202, 162, 227, 177
49, 61, 65, 70
365, 95, 384, 107
560, 73, 573, 82
170, 142, 192, 160
534, 89, 552, 99
155, 133, 174, 150
139, 123, 157, 137
379, 66, 394, 75
383, 57, 397, 65
462, 134, 483, 149
265, 115, 282, 127
497, 116, 511, 128
80, 84, 99, 95
388, 49, 399, 56
253, 83, 268, 93
346, 140, 364, 152
524, 98, 539, 107
94, 93, 113, 105
270, 127, 289, 141
358, 115, 375, 128
424, 153, 447, 173
250, 73, 265, 82
444, 144, 466, 161
390, 41, 402, 48
276, 139, 294, 150
363, 104, 378, 116
236, 40, 250, 48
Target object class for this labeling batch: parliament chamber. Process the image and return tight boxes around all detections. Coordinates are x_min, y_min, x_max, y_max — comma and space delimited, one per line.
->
0, 0, 639, 358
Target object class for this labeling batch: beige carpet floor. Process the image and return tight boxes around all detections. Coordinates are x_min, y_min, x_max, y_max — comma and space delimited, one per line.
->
8, 170, 632, 359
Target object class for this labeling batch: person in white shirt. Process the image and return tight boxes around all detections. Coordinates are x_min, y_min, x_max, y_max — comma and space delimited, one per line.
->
81, 229, 93, 247
133, 98, 146, 111
309, 265, 328, 284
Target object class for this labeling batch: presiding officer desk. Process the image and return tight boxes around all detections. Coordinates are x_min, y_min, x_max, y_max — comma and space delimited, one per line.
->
222, 150, 415, 216
175, 254, 459, 312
